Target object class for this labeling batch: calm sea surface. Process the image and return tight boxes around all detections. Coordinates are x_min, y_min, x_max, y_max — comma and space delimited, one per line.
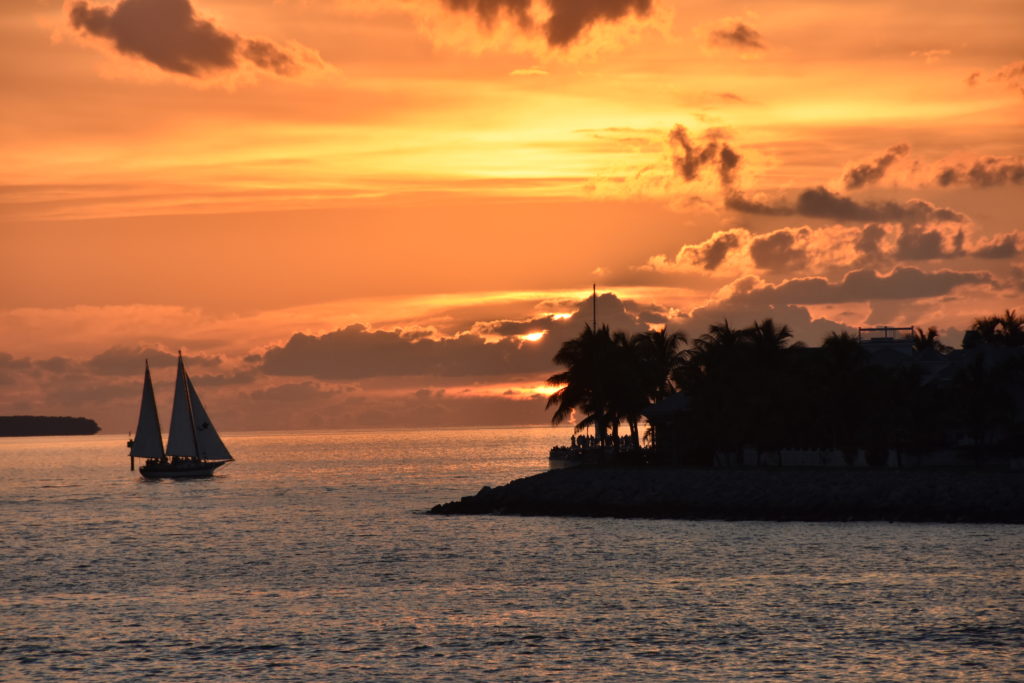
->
1, 427, 1021, 681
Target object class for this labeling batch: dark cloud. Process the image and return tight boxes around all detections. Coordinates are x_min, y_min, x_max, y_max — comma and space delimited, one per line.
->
894, 225, 965, 260
444, 0, 532, 27
935, 157, 1024, 188
1012, 266, 1024, 292
69, 0, 301, 76
680, 302, 851, 347
709, 22, 765, 50
0, 353, 32, 371
260, 324, 543, 380
475, 293, 647, 338
727, 187, 965, 226
443, 0, 652, 46
250, 381, 339, 403
724, 192, 791, 216
797, 187, 965, 225
87, 346, 220, 375
669, 125, 741, 187
855, 224, 887, 258
972, 234, 1020, 259
35, 357, 74, 373
725, 267, 994, 307
843, 144, 909, 190
260, 293, 653, 382
240, 40, 299, 76
696, 232, 742, 270
749, 229, 807, 271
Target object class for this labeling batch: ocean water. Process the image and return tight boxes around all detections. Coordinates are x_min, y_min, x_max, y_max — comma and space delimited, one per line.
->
1, 427, 1022, 682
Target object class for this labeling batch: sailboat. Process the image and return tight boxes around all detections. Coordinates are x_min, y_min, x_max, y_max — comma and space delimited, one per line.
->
127, 352, 234, 479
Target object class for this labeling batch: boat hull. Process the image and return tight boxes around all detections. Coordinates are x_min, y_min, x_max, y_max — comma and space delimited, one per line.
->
139, 460, 229, 479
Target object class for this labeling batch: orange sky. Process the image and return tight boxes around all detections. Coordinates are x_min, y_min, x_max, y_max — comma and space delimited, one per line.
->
1, 0, 1022, 432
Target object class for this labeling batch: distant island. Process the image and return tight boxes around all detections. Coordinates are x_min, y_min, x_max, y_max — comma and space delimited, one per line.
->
0, 416, 102, 437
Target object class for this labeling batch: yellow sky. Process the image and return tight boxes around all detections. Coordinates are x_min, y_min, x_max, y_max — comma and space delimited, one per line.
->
1, 0, 1022, 431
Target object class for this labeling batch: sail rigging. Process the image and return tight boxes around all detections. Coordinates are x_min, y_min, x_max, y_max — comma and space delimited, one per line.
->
166, 352, 198, 458
165, 352, 233, 461
129, 360, 164, 462
185, 372, 233, 461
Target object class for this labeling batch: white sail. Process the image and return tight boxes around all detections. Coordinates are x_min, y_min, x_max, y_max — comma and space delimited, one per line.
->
129, 360, 164, 460
166, 353, 198, 458
165, 352, 233, 461
185, 373, 233, 461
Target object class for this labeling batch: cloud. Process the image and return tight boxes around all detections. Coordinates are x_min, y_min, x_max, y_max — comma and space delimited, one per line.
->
260, 324, 539, 380
69, 0, 308, 76
935, 157, 1024, 188
669, 125, 741, 187
87, 345, 221, 375
442, 0, 652, 46
509, 67, 549, 76
894, 225, 964, 260
1012, 267, 1024, 292
709, 22, 765, 50
642, 220, 1019, 286
910, 49, 951, 64
797, 188, 964, 225
993, 60, 1024, 90
855, 224, 888, 259
260, 292, 656, 382
679, 302, 851, 347
723, 267, 995, 307
685, 230, 744, 271
843, 144, 909, 189
749, 230, 808, 272
727, 187, 965, 226
972, 234, 1020, 259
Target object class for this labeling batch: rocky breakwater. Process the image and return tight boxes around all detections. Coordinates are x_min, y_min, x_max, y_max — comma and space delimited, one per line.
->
430, 466, 1024, 523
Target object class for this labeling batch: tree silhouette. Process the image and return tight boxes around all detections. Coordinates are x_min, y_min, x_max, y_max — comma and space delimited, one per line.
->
549, 311, 1023, 465
632, 327, 687, 402
912, 326, 950, 353
546, 324, 614, 443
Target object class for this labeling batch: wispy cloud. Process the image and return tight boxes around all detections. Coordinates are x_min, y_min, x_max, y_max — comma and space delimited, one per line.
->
709, 22, 765, 50
843, 144, 910, 189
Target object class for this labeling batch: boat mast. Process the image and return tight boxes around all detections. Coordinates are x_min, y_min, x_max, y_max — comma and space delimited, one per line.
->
592, 283, 597, 330
179, 351, 201, 460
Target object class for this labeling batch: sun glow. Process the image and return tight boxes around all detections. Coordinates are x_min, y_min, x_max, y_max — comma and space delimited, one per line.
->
519, 331, 547, 342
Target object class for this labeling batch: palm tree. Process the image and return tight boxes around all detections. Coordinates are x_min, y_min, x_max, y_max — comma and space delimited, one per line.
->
631, 327, 688, 402
547, 324, 611, 442
999, 309, 1024, 346
671, 320, 754, 462
971, 315, 1003, 344
547, 324, 644, 447
748, 318, 795, 357
912, 326, 949, 353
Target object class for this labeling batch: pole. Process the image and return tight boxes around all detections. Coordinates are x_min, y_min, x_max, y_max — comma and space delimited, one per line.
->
592, 283, 597, 329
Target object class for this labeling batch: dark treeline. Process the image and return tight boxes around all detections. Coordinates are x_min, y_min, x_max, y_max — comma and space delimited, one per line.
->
0, 416, 102, 437
547, 311, 1024, 464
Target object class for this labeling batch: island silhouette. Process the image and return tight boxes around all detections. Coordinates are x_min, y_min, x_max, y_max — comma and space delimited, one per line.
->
0, 416, 101, 437
433, 310, 1024, 522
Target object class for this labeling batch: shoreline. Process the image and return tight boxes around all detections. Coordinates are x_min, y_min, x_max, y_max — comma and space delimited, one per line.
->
430, 465, 1024, 523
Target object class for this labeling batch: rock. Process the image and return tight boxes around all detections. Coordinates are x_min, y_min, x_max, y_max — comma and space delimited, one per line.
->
428, 466, 1024, 523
